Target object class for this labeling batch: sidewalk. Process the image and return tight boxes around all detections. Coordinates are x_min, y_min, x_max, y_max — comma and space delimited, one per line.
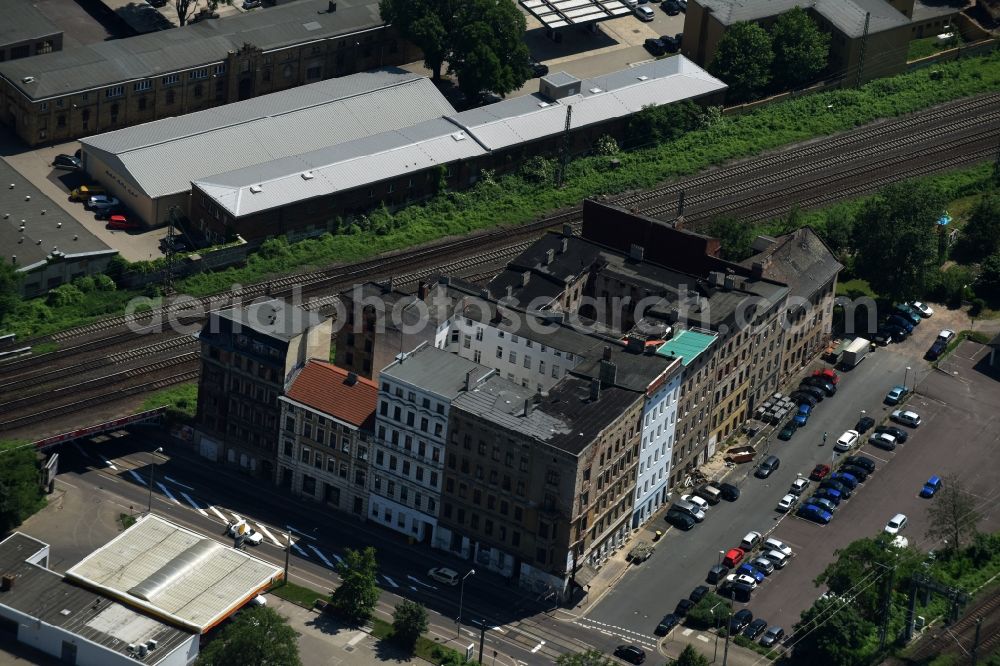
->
661, 625, 773, 666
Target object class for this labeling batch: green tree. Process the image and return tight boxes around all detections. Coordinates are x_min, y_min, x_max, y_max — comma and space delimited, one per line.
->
555, 650, 616, 666
174, 0, 232, 26
676, 644, 711, 666
0, 444, 44, 533
978, 252, 1000, 299
195, 606, 300, 666
330, 546, 380, 624
852, 182, 943, 300
450, 0, 530, 99
624, 101, 704, 148
709, 216, 755, 261
379, 0, 453, 80
0, 262, 21, 325
815, 536, 896, 622
820, 207, 855, 258
957, 192, 1000, 261
770, 7, 830, 88
792, 599, 877, 666
685, 591, 731, 629
926, 474, 981, 551
391, 600, 428, 652
708, 22, 774, 102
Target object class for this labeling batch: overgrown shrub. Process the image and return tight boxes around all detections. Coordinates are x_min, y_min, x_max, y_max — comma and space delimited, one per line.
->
46, 283, 85, 307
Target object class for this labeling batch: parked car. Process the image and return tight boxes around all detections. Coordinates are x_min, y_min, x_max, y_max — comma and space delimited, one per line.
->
819, 479, 852, 499
94, 207, 125, 221
242, 0, 261, 8
717, 483, 740, 501
812, 368, 839, 384
729, 609, 754, 633
793, 403, 812, 426
740, 531, 762, 551
427, 567, 460, 585
726, 573, 759, 590
751, 557, 774, 575
655, 613, 679, 635
736, 564, 765, 584
614, 645, 646, 664
875, 425, 908, 443
884, 323, 909, 342
830, 471, 859, 490
762, 549, 789, 569
660, 34, 680, 53
106, 214, 140, 231
87, 195, 121, 211
797, 503, 833, 524
760, 626, 784, 647
660, 0, 680, 14
726, 581, 754, 603
706, 564, 730, 584
789, 477, 810, 495
891, 410, 921, 427
694, 485, 722, 505
666, 510, 697, 530
70, 185, 105, 201
884, 385, 909, 405
894, 304, 922, 325
810, 464, 831, 481
756, 455, 780, 478
675, 598, 695, 616
722, 548, 745, 568
855, 416, 876, 434
690, 585, 710, 603
796, 384, 826, 402
873, 328, 894, 346
911, 301, 934, 318
920, 475, 942, 498
147, 0, 167, 6
884, 513, 908, 535
52, 154, 82, 170
672, 499, 705, 522
743, 618, 768, 640
778, 421, 798, 440
808, 496, 837, 513
777, 494, 797, 513
834, 430, 859, 452
888, 314, 915, 333
681, 494, 710, 512
643, 38, 666, 56
530, 61, 549, 77
802, 376, 836, 396
634, 5, 655, 20
938, 329, 956, 343
926, 338, 947, 360
764, 538, 794, 558
813, 487, 842, 505
841, 465, 869, 482
845, 455, 876, 473
789, 391, 818, 408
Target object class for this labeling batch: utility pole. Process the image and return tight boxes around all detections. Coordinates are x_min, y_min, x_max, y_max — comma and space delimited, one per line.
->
971, 616, 983, 666
556, 105, 573, 188
478, 618, 487, 664
904, 578, 918, 642
855, 12, 871, 88
722, 590, 734, 666
284, 532, 292, 583
878, 564, 896, 651
163, 206, 179, 295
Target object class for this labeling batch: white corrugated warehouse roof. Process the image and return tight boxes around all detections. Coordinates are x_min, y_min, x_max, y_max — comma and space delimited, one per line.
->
65, 515, 282, 634
80, 68, 456, 200
194, 56, 726, 217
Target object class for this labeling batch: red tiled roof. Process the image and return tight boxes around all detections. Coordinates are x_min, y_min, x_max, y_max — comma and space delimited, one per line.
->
285, 360, 378, 429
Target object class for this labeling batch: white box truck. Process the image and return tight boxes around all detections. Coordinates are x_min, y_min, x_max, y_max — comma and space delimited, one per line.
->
840, 337, 870, 369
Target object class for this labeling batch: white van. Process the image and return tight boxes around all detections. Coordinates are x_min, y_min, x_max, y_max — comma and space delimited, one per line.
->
763, 549, 789, 569
763, 537, 793, 557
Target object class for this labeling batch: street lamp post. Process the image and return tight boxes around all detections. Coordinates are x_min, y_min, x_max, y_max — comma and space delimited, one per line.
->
147, 447, 163, 513
715, 550, 724, 590
456, 568, 475, 636
710, 602, 724, 662
722, 589, 735, 666
904, 366, 912, 390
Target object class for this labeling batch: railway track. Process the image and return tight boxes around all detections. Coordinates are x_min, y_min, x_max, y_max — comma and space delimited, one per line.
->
906, 585, 1000, 664
3, 92, 1000, 436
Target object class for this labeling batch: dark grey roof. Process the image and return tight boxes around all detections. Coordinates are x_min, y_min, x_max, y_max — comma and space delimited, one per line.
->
697, 0, 909, 37
215, 299, 322, 341
488, 231, 601, 306
570, 347, 681, 393
912, 0, 967, 21
0, 0, 383, 101
742, 227, 842, 300
0, 159, 115, 272
0, 534, 192, 665
382, 343, 494, 399
0, 0, 60, 47
453, 374, 640, 456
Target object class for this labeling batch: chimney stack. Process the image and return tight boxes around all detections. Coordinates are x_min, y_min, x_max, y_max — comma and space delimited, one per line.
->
1, 574, 14, 591
589, 377, 601, 402
524, 399, 533, 416
629, 244, 644, 262
562, 224, 573, 237
603, 345, 612, 361
328, 0, 337, 11
506, 285, 513, 299
521, 271, 531, 286
418, 282, 429, 300
464, 370, 475, 392
545, 249, 555, 266
599, 360, 617, 387
560, 237, 568, 253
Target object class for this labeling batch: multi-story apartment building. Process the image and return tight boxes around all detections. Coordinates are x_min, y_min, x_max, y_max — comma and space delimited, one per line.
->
277, 360, 376, 518
743, 228, 842, 382
442, 372, 643, 600
0, 0, 418, 146
370, 343, 493, 545
195, 299, 331, 481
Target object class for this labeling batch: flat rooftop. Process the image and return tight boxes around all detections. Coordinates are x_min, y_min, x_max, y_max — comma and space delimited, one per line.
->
214, 298, 322, 342
655, 329, 718, 366
382, 343, 494, 399
0, 0, 60, 46
519, 0, 632, 29
696, 0, 910, 37
0, 533, 193, 665
65, 514, 282, 634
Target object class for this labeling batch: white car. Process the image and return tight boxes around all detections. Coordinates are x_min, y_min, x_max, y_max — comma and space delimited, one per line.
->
789, 478, 810, 496
634, 5, 655, 20
427, 567, 461, 585
938, 329, 955, 343
891, 410, 921, 427
763, 537, 793, 558
884, 513, 908, 535
725, 573, 758, 589
681, 494, 710, 512
740, 531, 762, 551
834, 430, 860, 452
227, 520, 264, 545
777, 494, 797, 513
911, 301, 934, 318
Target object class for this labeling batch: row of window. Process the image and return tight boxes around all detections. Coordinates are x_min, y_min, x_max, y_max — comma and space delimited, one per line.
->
373, 450, 439, 488
371, 476, 437, 513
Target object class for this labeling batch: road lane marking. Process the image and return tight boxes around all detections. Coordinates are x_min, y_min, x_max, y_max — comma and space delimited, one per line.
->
291, 542, 309, 557
530, 641, 545, 654
682, 628, 693, 636
231, 513, 243, 523
102, 459, 118, 470
164, 475, 194, 490
383, 575, 400, 588
208, 506, 228, 522
127, 469, 146, 485
256, 524, 282, 547
156, 482, 180, 505
179, 491, 208, 516
697, 635, 710, 643
287, 525, 317, 540
406, 575, 436, 589
331, 553, 344, 565
347, 632, 367, 647
308, 545, 334, 568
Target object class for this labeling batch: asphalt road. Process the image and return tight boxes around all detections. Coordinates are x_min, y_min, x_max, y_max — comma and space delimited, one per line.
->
586, 336, 922, 641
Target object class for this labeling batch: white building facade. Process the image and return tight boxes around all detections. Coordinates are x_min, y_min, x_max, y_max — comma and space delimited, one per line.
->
632, 364, 682, 528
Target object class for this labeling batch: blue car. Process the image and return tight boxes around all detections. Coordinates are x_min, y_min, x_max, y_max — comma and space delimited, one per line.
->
920, 475, 942, 498
793, 403, 812, 426
830, 472, 859, 490
885, 385, 909, 405
797, 503, 832, 524
813, 487, 842, 505
888, 315, 914, 333
737, 563, 766, 584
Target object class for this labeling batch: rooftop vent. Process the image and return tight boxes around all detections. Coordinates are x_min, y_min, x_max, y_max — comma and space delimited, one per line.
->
301, 171, 314, 180
588, 87, 602, 94
537, 102, 550, 108
636, 75, 649, 81
451, 132, 466, 141
1, 574, 15, 591
249, 185, 263, 194
59, 608, 72, 616
21, 76, 34, 84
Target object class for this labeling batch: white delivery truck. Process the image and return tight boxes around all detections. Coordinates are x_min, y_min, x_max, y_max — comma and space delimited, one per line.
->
839, 337, 870, 369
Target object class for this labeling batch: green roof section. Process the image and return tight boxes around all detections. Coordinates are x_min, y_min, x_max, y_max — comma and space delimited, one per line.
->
655, 329, 718, 366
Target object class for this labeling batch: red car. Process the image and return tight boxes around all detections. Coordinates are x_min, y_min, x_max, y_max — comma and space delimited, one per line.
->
106, 214, 139, 231
722, 547, 745, 568
812, 369, 839, 385
809, 464, 832, 481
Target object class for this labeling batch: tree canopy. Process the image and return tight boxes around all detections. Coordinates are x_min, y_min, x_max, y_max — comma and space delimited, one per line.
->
195, 606, 300, 666
709, 216, 755, 262
925, 474, 981, 551
624, 101, 704, 148
792, 598, 877, 666
0, 262, 21, 326
330, 546, 380, 624
676, 645, 711, 666
391, 600, 428, 652
555, 650, 617, 666
770, 7, 830, 87
0, 444, 44, 533
852, 182, 944, 300
957, 191, 1000, 261
708, 22, 774, 102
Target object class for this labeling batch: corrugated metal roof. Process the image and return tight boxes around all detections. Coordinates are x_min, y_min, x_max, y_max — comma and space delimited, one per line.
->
697, 0, 909, 36
0, 0, 384, 100
82, 71, 454, 199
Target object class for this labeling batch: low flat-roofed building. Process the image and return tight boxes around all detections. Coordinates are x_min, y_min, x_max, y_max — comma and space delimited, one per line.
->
0, 0, 62, 63
0, 159, 117, 298
64, 514, 283, 634
0, 532, 198, 666
79, 68, 456, 229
